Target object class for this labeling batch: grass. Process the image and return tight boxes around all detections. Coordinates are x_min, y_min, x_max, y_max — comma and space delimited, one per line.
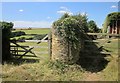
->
10, 35, 34, 40
17, 42, 48, 46
12, 28, 50, 34
2, 60, 85, 81
11, 28, 50, 41
95, 39, 119, 54
10, 42, 49, 60
99, 55, 118, 81
2, 30, 119, 81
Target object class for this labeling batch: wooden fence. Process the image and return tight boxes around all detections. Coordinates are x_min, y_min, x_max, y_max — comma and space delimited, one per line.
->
10, 40, 36, 59
86, 33, 120, 39
10, 33, 119, 60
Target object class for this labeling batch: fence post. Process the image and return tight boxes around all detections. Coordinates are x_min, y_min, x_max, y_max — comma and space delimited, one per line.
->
0, 28, 2, 63
0, 26, 2, 83
48, 29, 52, 59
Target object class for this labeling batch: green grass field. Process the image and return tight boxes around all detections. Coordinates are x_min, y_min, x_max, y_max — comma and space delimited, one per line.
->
13, 28, 50, 34
11, 28, 50, 40
10, 42, 49, 60
2, 28, 119, 81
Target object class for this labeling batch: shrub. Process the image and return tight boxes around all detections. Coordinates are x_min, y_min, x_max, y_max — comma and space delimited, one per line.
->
53, 14, 86, 49
52, 13, 86, 64
28, 27, 32, 30
18, 37, 25, 42
11, 31, 26, 37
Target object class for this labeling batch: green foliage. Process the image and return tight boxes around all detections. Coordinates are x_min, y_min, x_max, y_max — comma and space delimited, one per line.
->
0, 21, 13, 39
11, 31, 26, 38
87, 20, 99, 33
72, 14, 88, 32
0, 21, 13, 29
103, 12, 120, 33
48, 60, 69, 74
53, 13, 87, 49
17, 37, 26, 41
60, 13, 70, 19
11, 34, 47, 41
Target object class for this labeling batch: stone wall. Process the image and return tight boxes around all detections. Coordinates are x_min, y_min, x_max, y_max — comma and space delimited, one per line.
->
51, 28, 83, 64
51, 28, 69, 62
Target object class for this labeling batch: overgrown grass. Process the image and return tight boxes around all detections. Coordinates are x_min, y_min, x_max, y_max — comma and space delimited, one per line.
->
99, 55, 118, 81
2, 60, 84, 81
2, 38, 119, 81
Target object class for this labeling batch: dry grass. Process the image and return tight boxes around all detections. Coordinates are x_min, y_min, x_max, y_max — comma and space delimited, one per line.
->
2, 60, 84, 81
2, 38, 119, 81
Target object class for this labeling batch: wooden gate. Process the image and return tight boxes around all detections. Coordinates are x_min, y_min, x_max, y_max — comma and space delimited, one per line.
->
10, 40, 36, 59
10, 34, 49, 60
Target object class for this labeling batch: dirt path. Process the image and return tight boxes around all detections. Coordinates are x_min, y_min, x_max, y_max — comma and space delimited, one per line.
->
82, 72, 102, 81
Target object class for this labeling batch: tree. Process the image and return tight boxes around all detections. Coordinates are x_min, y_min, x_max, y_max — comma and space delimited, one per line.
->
103, 12, 120, 33
72, 14, 88, 32
87, 20, 99, 33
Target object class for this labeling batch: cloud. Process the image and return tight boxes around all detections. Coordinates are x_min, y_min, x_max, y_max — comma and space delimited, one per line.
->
57, 10, 73, 15
19, 9, 24, 12
111, 5, 117, 8
10, 21, 53, 28
47, 16, 51, 19
57, 6, 73, 15
81, 12, 88, 16
60, 6, 68, 11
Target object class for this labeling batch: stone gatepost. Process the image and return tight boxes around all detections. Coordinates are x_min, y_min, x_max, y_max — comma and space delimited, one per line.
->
51, 28, 83, 64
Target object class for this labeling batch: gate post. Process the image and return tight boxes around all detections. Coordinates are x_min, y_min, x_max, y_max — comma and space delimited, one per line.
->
0, 28, 2, 63
0, 27, 2, 83
48, 29, 52, 59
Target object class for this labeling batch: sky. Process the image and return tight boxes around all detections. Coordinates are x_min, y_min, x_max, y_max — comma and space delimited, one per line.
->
1, 0, 119, 2
1, 2, 119, 28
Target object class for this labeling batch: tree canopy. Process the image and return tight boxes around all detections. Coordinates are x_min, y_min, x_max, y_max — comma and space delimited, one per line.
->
0, 21, 13, 39
87, 20, 99, 33
103, 12, 120, 33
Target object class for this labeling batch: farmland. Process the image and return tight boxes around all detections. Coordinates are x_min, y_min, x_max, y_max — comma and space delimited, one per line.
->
2, 28, 119, 81
12, 28, 50, 34
11, 28, 50, 40
10, 28, 50, 60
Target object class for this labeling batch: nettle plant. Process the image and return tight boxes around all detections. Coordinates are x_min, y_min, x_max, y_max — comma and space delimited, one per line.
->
53, 13, 85, 49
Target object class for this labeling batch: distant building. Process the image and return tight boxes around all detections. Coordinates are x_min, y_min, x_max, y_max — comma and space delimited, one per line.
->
107, 20, 120, 34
